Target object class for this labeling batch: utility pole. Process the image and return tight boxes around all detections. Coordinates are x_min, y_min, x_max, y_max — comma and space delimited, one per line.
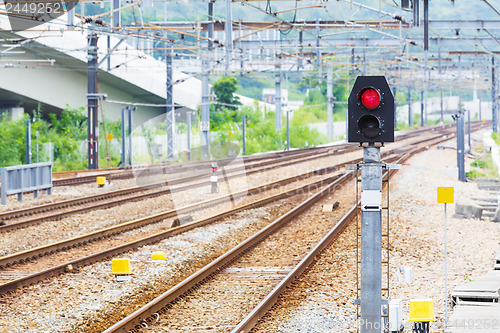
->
128, 107, 133, 166
200, 1, 213, 158
492, 57, 497, 133
392, 86, 397, 129
298, 29, 303, 69
187, 112, 192, 160
201, 59, 210, 157
242, 115, 246, 155
87, 33, 99, 170
225, 0, 233, 72
327, 64, 334, 140
121, 106, 126, 166
316, 18, 322, 81
25, 118, 31, 164
438, 37, 444, 124
166, 43, 175, 159
420, 90, 424, 127
408, 86, 412, 128
275, 64, 282, 130
457, 113, 465, 182
286, 110, 290, 151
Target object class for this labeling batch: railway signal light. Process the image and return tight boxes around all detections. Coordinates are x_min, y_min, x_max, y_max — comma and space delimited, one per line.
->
348, 76, 394, 144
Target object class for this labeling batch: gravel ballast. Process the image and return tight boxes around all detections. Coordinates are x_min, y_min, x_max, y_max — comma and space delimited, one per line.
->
252, 129, 500, 332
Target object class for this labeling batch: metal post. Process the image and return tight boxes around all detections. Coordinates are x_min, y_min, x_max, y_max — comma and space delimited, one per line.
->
423, 0, 429, 51
35, 131, 39, 163
479, 98, 482, 121
457, 114, 465, 182
360, 145, 383, 333
420, 90, 424, 127
413, 0, 419, 27
26, 119, 31, 164
68, 7, 74, 27
298, 29, 303, 69
275, 64, 282, 130
121, 107, 126, 166
444, 202, 448, 326
468, 109, 471, 153
208, 1, 214, 50
392, 87, 397, 129
166, 45, 175, 159
112, 0, 120, 28
492, 57, 497, 133
201, 59, 210, 157
128, 107, 133, 166
315, 18, 321, 80
87, 34, 99, 170
408, 86, 412, 128
327, 64, 334, 140
225, 0, 233, 72
438, 37, 444, 124
242, 115, 246, 155
187, 112, 192, 160
286, 110, 290, 151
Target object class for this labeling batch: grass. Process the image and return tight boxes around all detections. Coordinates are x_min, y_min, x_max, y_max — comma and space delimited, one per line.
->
467, 152, 498, 179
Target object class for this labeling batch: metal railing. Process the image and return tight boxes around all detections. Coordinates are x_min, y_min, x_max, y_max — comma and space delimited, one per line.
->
1, 162, 53, 205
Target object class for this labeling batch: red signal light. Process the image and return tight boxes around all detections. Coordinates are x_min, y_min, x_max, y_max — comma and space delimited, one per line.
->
359, 88, 381, 110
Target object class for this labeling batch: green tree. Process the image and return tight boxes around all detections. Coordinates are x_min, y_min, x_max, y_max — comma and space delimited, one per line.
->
212, 76, 241, 112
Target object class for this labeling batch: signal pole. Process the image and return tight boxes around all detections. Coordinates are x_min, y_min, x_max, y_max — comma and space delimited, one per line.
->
360, 144, 383, 333
327, 64, 334, 140
275, 64, 282, 130
348, 76, 395, 333
87, 33, 99, 169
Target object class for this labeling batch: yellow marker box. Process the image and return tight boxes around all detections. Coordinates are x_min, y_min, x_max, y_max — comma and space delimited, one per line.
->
437, 187, 454, 204
409, 299, 435, 322
151, 251, 167, 261
96, 176, 106, 186
106, 133, 113, 141
111, 258, 131, 275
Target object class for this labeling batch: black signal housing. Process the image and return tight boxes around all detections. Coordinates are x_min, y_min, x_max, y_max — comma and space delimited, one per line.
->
347, 76, 394, 143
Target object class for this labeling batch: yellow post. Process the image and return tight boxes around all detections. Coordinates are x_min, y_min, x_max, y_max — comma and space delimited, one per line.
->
437, 186, 454, 326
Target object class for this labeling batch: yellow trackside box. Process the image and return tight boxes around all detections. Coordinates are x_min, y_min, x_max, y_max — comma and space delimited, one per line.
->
151, 251, 167, 260
111, 258, 131, 275
437, 187, 454, 204
96, 176, 106, 186
409, 299, 435, 322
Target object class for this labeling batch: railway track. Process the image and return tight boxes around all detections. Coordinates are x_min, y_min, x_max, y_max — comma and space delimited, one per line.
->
101, 153, 407, 333
0, 146, 341, 231
52, 145, 344, 187
0, 122, 466, 230
0, 122, 487, 297
50, 122, 460, 187
0, 164, 353, 293
0, 144, 352, 230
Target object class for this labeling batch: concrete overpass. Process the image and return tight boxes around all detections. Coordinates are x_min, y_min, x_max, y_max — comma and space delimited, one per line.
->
0, 14, 203, 126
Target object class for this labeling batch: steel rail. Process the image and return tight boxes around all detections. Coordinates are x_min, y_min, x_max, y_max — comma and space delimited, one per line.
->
231, 154, 412, 333
102, 172, 354, 333
0, 171, 346, 269
100, 123, 487, 333
0, 122, 487, 297
49, 121, 465, 187
0, 169, 355, 294
0, 146, 352, 232
52, 146, 337, 186
0, 121, 465, 227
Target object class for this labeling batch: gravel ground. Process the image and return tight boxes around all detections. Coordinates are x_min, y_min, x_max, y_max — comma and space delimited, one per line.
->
252, 129, 500, 333
0, 129, 461, 333
144, 185, 356, 332
0, 192, 311, 333
0, 130, 426, 213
